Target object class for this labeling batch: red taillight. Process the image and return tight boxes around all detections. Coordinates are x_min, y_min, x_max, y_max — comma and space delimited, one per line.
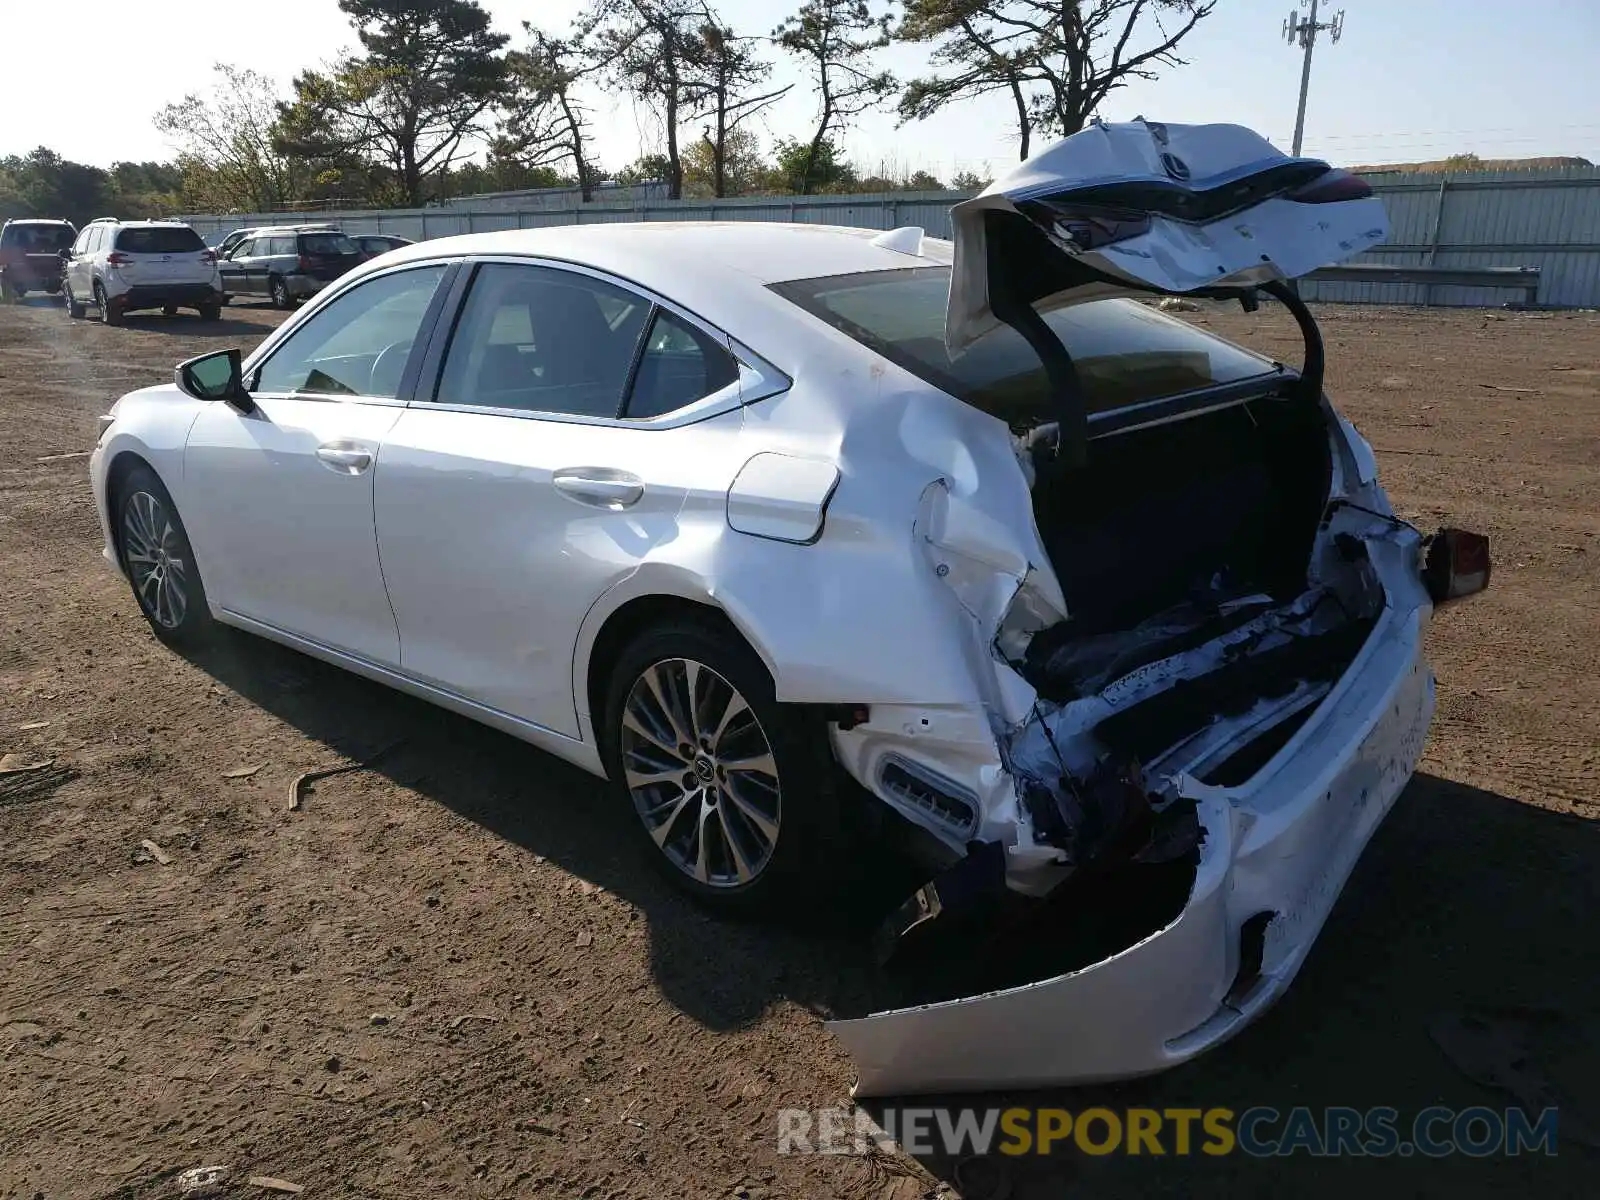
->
1288, 167, 1374, 204
1423, 528, 1492, 603
298, 254, 313, 272
106, 251, 132, 266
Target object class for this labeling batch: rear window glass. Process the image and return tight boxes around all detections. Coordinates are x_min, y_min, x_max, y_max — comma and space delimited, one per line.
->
115, 226, 206, 254
771, 266, 1279, 429
4, 224, 74, 250
300, 233, 360, 256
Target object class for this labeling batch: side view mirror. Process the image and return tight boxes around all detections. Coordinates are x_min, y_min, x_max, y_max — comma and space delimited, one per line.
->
175, 348, 256, 414
58, 249, 72, 262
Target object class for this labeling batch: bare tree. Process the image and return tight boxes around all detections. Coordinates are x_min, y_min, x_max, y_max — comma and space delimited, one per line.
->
774, 0, 896, 195
897, 0, 1217, 160
688, 16, 790, 198
498, 28, 601, 200
155, 65, 304, 211
587, 0, 715, 200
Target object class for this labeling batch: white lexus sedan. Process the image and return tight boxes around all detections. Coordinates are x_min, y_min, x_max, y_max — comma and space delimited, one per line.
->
90, 122, 1490, 1095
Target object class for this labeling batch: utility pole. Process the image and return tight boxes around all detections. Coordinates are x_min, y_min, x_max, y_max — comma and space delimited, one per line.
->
1284, 1, 1346, 157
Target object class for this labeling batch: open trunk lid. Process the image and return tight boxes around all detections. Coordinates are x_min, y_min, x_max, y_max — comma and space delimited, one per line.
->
946, 119, 1389, 354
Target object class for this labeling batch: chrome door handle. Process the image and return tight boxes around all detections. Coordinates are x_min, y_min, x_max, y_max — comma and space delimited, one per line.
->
553, 469, 644, 510
315, 444, 373, 474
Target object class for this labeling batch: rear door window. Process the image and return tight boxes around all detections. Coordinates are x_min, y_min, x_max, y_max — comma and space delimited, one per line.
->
115, 226, 206, 255
267, 237, 294, 256
771, 265, 1279, 429
434, 263, 650, 417
623, 309, 739, 419
301, 233, 360, 257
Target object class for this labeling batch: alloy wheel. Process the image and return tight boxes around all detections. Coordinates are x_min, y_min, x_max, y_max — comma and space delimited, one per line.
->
619, 657, 781, 888
121, 490, 189, 629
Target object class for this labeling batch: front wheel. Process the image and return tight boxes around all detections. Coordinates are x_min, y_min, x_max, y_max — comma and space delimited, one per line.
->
63, 280, 85, 319
600, 619, 842, 912
113, 465, 212, 645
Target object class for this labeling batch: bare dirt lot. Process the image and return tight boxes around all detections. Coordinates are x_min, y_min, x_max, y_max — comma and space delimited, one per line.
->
1, 296, 1597, 1199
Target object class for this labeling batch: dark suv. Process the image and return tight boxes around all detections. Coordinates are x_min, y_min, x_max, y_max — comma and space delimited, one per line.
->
0, 219, 77, 301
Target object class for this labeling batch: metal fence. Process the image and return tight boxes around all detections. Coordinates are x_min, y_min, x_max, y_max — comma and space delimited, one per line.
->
181, 166, 1600, 308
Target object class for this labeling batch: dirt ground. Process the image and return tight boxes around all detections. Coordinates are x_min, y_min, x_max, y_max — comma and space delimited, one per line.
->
1, 295, 1597, 1200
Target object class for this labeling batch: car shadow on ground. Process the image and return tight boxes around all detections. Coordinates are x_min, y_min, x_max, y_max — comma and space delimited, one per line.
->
112, 312, 266, 338
179, 628, 1600, 1196
179, 627, 918, 1033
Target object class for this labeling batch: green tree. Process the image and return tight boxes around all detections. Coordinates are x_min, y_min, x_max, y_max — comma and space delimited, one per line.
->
0, 148, 114, 225
681, 127, 770, 196
896, 0, 1216, 160
775, 0, 895, 195
155, 65, 305, 211
275, 0, 510, 206
772, 135, 857, 193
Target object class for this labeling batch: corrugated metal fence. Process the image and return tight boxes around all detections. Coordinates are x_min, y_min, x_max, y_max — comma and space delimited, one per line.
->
182, 166, 1600, 308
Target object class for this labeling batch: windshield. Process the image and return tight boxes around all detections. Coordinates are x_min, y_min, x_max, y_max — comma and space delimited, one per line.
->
771, 266, 1280, 429
301, 232, 360, 256
116, 226, 206, 254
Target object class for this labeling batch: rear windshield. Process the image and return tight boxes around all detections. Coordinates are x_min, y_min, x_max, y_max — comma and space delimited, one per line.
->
771, 266, 1279, 428
115, 226, 206, 254
3, 224, 74, 250
300, 233, 360, 256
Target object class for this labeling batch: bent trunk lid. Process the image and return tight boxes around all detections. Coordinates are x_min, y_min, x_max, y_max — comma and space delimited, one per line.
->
947, 120, 1389, 353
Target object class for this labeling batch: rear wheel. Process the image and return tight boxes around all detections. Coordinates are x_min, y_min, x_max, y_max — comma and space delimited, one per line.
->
95, 281, 122, 326
0, 274, 15, 304
113, 465, 212, 645
63, 281, 85, 319
197, 303, 221, 321
600, 618, 842, 912
269, 275, 290, 310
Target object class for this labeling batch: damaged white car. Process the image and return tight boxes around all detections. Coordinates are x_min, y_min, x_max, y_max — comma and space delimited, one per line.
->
90, 120, 1490, 1096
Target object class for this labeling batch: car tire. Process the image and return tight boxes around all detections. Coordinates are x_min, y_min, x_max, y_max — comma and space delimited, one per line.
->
269, 276, 290, 310
162, 304, 178, 317
198, 303, 221, 321
95, 281, 122, 326
63, 281, 85, 319
113, 464, 212, 646
0, 274, 14, 304
600, 617, 843, 913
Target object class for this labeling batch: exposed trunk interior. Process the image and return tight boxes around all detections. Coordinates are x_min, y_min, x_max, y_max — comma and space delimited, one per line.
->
1009, 393, 1382, 859
1031, 393, 1332, 641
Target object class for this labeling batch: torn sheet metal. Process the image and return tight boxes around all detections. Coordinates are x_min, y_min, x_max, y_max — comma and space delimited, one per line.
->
827, 599, 1435, 1096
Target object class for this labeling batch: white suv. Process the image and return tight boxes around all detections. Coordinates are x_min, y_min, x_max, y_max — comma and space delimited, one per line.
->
63, 219, 223, 325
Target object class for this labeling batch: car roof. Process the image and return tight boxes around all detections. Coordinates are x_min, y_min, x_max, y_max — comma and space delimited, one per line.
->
384, 221, 949, 288
4, 218, 74, 226
360, 222, 954, 369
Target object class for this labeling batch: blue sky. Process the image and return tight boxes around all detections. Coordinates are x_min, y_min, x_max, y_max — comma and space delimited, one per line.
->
4, 0, 1597, 177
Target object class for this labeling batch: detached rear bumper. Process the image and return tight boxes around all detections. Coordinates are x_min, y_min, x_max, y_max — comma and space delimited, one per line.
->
828, 602, 1435, 1097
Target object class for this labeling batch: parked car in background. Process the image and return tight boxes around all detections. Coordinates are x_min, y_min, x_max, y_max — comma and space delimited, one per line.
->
0, 218, 77, 301
353, 233, 415, 260
211, 222, 336, 259
63, 219, 222, 324
218, 227, 366, 309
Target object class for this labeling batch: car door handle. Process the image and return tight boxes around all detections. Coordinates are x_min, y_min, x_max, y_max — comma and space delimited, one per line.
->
552, 469, 644, 510
315, 443, 374, 474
